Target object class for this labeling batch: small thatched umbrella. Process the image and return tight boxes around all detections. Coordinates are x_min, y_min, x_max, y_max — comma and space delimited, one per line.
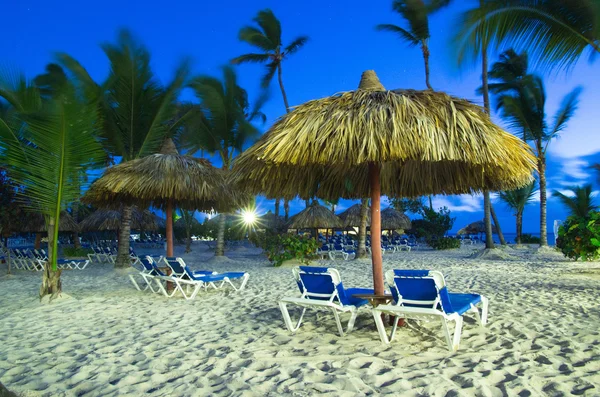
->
288, 201, 342, 237
258, 211, 285, 230
84, 139, 236, 258
457, 220, 497, 235
381, 207, 411, 231
231, 70, 536, 294
21, 211, 79, 233
338, 203, 371, 227
79, 208, 159, 232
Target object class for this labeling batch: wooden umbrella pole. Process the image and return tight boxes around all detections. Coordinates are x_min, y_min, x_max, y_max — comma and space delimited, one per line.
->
166, 200, 174, 258
369, 163, 384, 295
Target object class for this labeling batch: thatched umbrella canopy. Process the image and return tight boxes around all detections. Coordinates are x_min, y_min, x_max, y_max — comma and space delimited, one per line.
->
338, 203, 371, 227
21, 211, 79, 233
381, 207, 411, 231
79, 208, 159, 232
231, 70, 536, 295
83, 139, 239, 257
457, 220, 497, 235
288, 201, 343, 230
258, 211, 285, 230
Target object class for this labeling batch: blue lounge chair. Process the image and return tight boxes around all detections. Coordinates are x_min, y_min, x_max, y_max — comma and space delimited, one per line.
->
129, 256, 169, 294
371, 270, 489, 351
279, 266, 374, 336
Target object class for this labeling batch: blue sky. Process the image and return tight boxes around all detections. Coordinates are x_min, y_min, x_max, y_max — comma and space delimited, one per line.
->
4, 0, 599, 236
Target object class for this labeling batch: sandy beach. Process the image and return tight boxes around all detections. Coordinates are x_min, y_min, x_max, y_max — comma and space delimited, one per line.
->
1, 243, 599, 396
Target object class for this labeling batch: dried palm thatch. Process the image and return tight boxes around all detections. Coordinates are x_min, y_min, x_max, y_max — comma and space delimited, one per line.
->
83, 139, 243, 212
457, 220, 497, 235
380, 207, 411, 231
259, 211, 286, 229
20, 211, 79, 233
79, 208, 159, 232
288, 201, 343, 229
338, 203, 371, 227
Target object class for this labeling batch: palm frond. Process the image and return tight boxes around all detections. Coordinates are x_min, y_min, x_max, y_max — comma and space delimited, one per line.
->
238, 27, 275, 51
261, 62, 278, 89
253, 9, 282, 47
498, 180, 537, 212
230, 53, 271, 65
375, 24, 420, 46
548, 86, 582, 140
552, 184, 597, 217
284, 36, 309, 56
391, 0, 431, 40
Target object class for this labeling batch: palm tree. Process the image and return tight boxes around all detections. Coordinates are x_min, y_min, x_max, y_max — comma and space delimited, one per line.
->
232, 9, 308, 216
552, 185, 597, 218
59, 30, 190, 267
376, 0, 449, 90
454, 0, 600, 71
499, 181, 537, 244
179, 66, 261, 256
179, 209, 197, 253
488, 49, 582, 246
0, 66, 105, 299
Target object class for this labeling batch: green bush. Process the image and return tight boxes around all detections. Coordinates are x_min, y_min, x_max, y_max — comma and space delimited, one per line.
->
556, 212, 600, 261
251, 232, 318, 267
520, 234, 541, 244
428, 237, 461, 250
63, 247, 93, 257
406, 207, 455, 241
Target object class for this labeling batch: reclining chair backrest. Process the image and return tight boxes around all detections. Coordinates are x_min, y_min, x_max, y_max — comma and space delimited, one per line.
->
386, 269, 454, 314
294, 266, 352, 306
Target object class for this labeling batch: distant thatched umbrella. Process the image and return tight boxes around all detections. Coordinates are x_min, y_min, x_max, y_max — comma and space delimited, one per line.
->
381, 207, 411, 231
231, 70, 536, 294
84, 139, 238, 257
457, 220, 497, 235
338, 203, 371, 227
21, 211, 79, 233
79, 208, 159, 232
288, 201, 343, 231
174, 216, 200, 230
258, 211, 285, 230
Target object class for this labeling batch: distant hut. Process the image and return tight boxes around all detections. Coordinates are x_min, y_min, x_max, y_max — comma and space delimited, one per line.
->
338, 203, 371, 227
288, 201, 343, 238
380, 207, 411, 233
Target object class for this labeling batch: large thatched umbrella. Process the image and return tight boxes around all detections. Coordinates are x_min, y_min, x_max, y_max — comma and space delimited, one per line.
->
84, 139, 235, 258
21, 211, 79, 233
457, 220, 497, 235
338, 203, 371, 227
79, 208, 159, 232
231, 70, 536, 295
287, 201, 342, 237
381, 207, 411, 231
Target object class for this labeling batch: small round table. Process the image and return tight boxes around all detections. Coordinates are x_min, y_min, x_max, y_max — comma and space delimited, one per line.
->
352, 293, 405, 327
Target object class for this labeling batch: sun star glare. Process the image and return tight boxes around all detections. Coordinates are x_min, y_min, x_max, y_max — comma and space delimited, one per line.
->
242, 209, 257, 225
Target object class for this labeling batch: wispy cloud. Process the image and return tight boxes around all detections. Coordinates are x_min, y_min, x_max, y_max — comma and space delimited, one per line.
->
432, 195, 482, 213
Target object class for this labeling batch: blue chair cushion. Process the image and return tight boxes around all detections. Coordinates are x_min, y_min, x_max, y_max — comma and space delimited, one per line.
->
445, 292, 482, 315
342, 287, 375, 307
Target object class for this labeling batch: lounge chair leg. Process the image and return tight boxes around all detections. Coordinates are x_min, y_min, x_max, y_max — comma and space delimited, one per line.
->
441, 319, 453, 352
372, 309, 391, 345
389, 316, 400, 341
480, 296, 489, 326
331, 308, 345, 337
279, 302, 304, 333
129, 274, 144, 291
347, 309, 358, 333
452, 317, 463, 352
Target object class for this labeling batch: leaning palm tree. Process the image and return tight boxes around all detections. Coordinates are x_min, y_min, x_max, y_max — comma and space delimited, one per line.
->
376, 0, 449, 90
179, 66, 260, 256
59, 30, 190, 267
489, 49, 582, 246
499, 181, 537, 244
552, 185, 597, 218
454, 0, 600, 71
0, 66, 105, 299
231, 9, 308, 214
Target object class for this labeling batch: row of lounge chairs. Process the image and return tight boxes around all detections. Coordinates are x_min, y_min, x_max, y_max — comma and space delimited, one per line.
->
280, 266, 488, 352
129, 256, 249, 300
2, 248, 89, 270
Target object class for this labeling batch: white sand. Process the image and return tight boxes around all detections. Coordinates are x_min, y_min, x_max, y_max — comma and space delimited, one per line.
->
1, 243, 599, 396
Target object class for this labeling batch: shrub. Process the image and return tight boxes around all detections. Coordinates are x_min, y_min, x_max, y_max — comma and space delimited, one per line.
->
251, 232, 319, 267
428, 237, 461, 250
63, 247, 93, 257
556, 212, 600, 261
520, 234, 541, 244
406, 207, 455, 241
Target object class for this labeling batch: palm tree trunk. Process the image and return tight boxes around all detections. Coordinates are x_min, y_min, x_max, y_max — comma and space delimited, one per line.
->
422, 42, 432, 90
490, 204, 507, 245
538, 146, 548, 246
72, 202, 81, 249
480, 12, 495, 250
34, 233, 42, 250
305, 199, 310, 208
357, 198, 369, 259
516, 211, 523, 245
274, 199, 280, 217
215, 214, 227, 256
115, 205, 133, 268
41, 219, 61, 300
166, 200, 174, 257
284, 199, 290, 221
428, 195, 433, 210
277, 64, 291, 113
185, 224, 192, 253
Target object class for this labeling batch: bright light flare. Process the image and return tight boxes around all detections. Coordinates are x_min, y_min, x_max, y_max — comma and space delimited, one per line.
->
241, 209, 257, 225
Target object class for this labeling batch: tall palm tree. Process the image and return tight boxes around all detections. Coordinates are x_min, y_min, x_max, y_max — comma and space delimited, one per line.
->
454, 0, 600, 71
499, 181, 537, 244
232, 9, 308, 215
488, 49, 582, 246
0, 66, 105, 299
179, 66, 261, 256
59, 30, 190, 267
376, 0, 449, 90
552, 185, 597, 218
